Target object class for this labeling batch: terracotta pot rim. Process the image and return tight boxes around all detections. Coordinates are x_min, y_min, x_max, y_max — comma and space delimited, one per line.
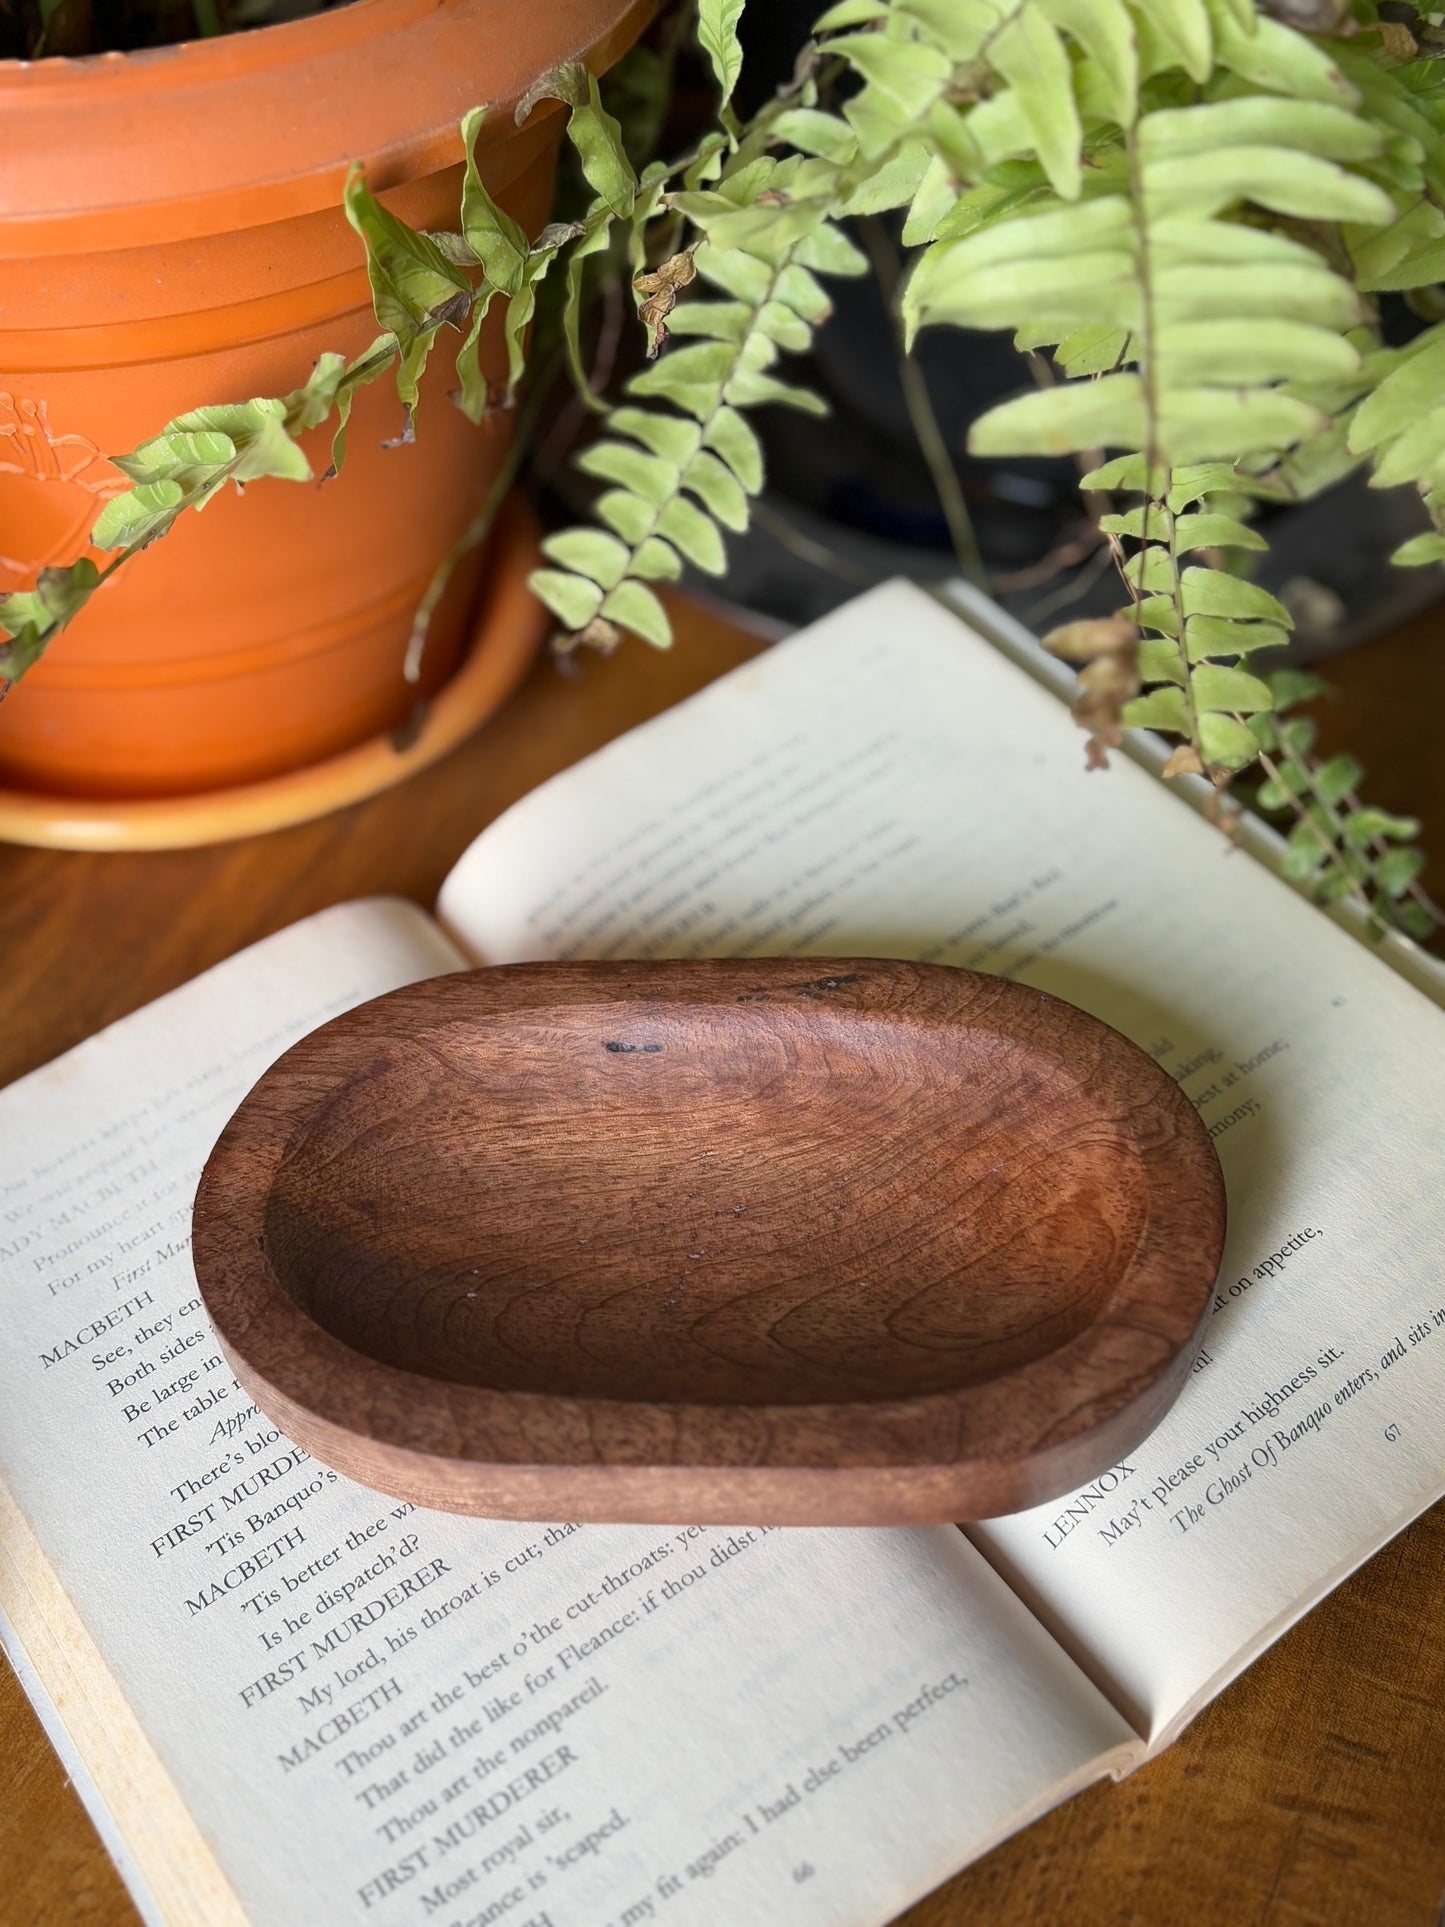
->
0, 0, 651, 255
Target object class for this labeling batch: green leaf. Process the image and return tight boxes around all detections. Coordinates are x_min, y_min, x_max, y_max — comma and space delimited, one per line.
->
631, 537, 683, 581
608, 407, 700, 465
1281, 820, 1329, 882
1257, 762, 1310, 809
1281, 717, 1317, 759
1198, 711, 1263, 770
682, 449, 749, 530
1123, 546, 1176, 595
1173, 512, 1267, 552
1141, 147, 1395, 226
459, 108, 530, 293
1190, 663, 1273, 712
1122, 687, 1192, 734
704, 405, 765, 492
576, 439, 678, 504
666, 299, 752, 343
657, 495, 727, 573
1155, 388, 1329, 464
1056, 326, 1129, 377
1138, 636, 1185, 685
112, 430, 234, 488
774, 263, 833, 325
698, 0, 746, 112
1184, 616, 1288, 660
500, 220, 578, 398
226, 410, 313, 486
793, 223, 869, 276
1082, 453, 1158, 494
600, 578, 673, 648
1356, 333, 1445, 452
1392, 897, 1437, 939
693, 242, 772, 303
1180, 568, 1292, 627
1045, 0, 1138, 126
1135, 594, 1180, 635
558, 209, 618, 413
286, 352, 349, 434
1144, 0, 1213, 83
1376, 846, 1426, 899
628, 341, 734, 419
329, 335, 396, 474
1155, 320, 1360, 388
773, 107, 858, 163
1248, 712, 1279, 753
990, 8, 1084, 199
344, 167, 472, 413
1209, 7, 1358, 107
595, 490, 656, 543
843, 140, 933, 219
525, 64, 635, 219
1344, 807, 1420, 845
1153, 259, 1363, 332
910, 247, 1138, 337
1390, 532, 1445, 567
724, 369, 829, 414
1314, 753, 1363, 806
604, 410, 701, 470
453, 290, 498, 426
0, 559, 102, 679
540, 528, 632, 590
566, 68, 637, 219
1268, 668, 1327, 709
902, 153, 963, 248
969, 374, 1146, 457
1166, 462, 1252, 509
830, 32, 952, 120
1140, 98, 1382, 164
1367, 410, 1445, 490
90, 479, 188, 551
529, 567, 604, 629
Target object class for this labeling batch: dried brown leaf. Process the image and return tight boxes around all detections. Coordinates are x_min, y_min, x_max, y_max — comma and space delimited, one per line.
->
568, 615, 624, 655
1042, 616, 1137, 661
1162, 744, 1205, 779
634, 249, 698, 358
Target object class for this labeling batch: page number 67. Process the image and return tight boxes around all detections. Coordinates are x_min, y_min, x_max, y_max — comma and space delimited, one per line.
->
1385, 1424, 1402, 1443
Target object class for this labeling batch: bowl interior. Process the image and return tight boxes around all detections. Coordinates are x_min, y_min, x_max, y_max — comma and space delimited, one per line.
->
262, 996, 1150, 1407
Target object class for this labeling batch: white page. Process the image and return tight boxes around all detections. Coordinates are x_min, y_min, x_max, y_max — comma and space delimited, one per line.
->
0, 895, 1133, 1927
438, 579, 1445, 1748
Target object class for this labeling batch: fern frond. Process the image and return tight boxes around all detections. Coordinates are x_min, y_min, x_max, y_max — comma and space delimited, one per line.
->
531, 220, 862, 650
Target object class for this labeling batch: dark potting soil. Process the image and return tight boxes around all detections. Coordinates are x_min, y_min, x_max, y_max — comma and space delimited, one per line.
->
1, 0, 355, 61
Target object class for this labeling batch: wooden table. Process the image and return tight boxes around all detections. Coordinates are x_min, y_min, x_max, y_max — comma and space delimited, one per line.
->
2, 590, 1444, 1927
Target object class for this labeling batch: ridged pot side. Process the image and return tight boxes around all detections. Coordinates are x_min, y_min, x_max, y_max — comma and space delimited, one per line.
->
0, 0, 648, 798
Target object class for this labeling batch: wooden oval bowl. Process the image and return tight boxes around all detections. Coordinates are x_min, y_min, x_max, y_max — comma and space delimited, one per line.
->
193, 959, 1226, 1525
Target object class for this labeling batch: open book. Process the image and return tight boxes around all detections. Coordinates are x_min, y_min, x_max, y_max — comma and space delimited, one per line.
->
4, 581, 1444, 1927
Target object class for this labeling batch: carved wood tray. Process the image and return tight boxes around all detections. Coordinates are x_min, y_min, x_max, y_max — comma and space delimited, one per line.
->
192, 958, 1226, 1524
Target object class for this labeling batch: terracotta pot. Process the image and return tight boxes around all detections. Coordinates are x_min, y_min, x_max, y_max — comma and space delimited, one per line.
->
0, 0, 648, 802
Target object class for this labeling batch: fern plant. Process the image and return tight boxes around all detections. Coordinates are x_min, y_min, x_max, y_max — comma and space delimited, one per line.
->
3, 0, 1443, 944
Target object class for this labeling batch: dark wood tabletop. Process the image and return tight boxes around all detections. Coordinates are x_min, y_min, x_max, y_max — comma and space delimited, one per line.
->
2, 587, 1443, 1927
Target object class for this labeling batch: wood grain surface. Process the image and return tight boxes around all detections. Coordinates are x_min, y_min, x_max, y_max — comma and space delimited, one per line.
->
2, 586, 1443, 1926
193, 958, 1225, 1523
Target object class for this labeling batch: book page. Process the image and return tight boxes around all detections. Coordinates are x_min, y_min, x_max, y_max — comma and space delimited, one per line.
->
438, 579, 1445, 1749
0, 897, 1134, 1927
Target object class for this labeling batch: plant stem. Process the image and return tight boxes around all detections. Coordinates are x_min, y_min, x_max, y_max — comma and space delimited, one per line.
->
403, 351, 560, 682
860, 216, 988, 591
192, 0, 221, 34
